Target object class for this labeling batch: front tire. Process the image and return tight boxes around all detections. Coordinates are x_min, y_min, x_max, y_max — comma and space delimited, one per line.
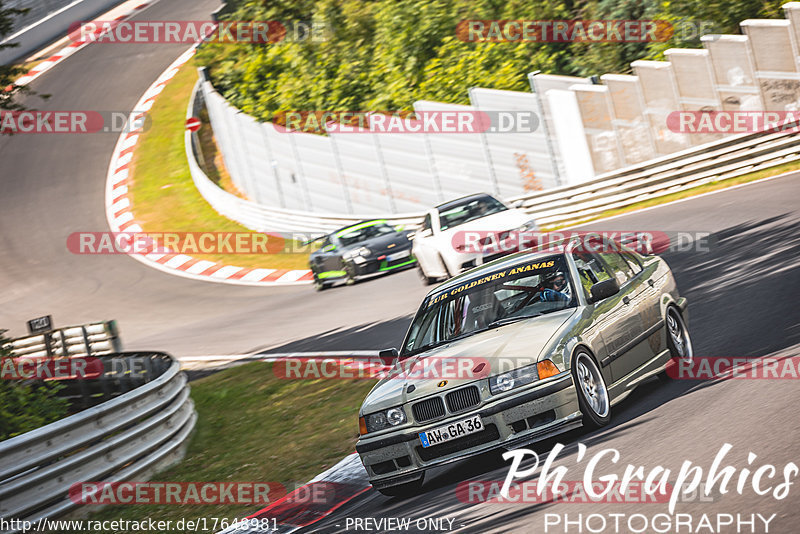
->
375, 475, 424, 498
344, 262, 357, 286
438, 253, 453, 279
659, 307, 693, 380
313, 275, 330, 291
417, 263, 437, 285
572, 351, 611, 429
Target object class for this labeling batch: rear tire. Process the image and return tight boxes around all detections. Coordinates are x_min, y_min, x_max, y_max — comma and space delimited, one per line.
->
571, 350, 611, 429
375, 475, 424, 498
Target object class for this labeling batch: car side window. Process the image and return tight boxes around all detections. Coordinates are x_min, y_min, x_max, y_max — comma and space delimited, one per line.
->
621, 250, 643, 274
422, 214, 432, 232
598, 251, 635, 285
572, 252, 612, 296
321, 236, 336, 252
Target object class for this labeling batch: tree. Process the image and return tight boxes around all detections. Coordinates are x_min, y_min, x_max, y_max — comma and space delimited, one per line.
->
0, 330, 69, 441
196, 0, 784, 126
0, 1, 40, 113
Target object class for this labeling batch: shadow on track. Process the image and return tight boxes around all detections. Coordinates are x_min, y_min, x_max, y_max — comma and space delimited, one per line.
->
259, 315, 414, 353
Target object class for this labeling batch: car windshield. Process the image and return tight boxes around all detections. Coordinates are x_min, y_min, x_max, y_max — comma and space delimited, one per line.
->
438, 195, 507, 231
401, 255, 575, 355
337, 222, 395, 247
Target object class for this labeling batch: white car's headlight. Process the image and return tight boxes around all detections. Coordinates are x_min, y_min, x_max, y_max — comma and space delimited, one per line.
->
361, 406, 407, 433
516, 219, 539, 232
489, 364, 538, 394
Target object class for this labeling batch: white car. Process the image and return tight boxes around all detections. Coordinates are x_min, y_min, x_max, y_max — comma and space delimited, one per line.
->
412, 193, 538, 284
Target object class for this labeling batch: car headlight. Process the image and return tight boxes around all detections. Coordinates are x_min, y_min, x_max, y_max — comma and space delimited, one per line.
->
360, 406, 407, 434
344, 247, 371, 260
489, 359, 562, 395
489, 364, 539, 394
516, 219, 539, 232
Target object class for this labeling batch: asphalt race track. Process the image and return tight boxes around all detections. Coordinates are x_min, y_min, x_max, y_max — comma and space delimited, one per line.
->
1, 0, 800, 532
304, 176, 800, 533
0, 0, 432, 357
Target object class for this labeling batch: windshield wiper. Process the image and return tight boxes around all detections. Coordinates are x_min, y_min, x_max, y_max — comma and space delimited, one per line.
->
403, 330, 485, 357
487, 313, 543, 329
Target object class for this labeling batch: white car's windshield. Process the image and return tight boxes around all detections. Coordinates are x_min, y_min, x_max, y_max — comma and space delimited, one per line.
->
438, 195, 507, 231
402, 255, 575, 355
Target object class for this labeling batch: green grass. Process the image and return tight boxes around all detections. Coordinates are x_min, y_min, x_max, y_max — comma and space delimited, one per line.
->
129, 61, 311, 270
545, 159, 800, 230
75, 362, 374, 533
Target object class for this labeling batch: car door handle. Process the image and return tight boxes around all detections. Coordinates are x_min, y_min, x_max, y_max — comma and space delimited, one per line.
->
622, 296, 631, 305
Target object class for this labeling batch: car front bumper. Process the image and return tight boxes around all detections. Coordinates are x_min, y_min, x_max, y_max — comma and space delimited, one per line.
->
355, 372, 581, 490
352, 253, 416, 277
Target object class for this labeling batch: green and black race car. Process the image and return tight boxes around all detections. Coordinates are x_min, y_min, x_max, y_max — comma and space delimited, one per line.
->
309, 219, 417, 290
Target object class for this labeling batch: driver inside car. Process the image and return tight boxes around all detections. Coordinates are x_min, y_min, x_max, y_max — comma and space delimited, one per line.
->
540, 271, 570, 302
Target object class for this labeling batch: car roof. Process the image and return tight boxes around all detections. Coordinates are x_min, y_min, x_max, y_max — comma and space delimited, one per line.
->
428, 248, 567, 297
434, 193, 496, 212
330, 219, 388, 237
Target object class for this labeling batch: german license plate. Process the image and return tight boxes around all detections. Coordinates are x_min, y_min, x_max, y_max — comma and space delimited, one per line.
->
419, 415, 483, 448
386, 250, 410, 262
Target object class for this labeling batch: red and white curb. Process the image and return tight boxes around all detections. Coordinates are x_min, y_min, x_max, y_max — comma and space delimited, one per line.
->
13, 0, 160, 88
221, 453, 371, 534
104, 47, 313, 286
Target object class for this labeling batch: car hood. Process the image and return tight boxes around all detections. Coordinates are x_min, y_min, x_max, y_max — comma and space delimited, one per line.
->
360, 308, 577, 415
440, 208, 532, 235
346, 232, 411, 255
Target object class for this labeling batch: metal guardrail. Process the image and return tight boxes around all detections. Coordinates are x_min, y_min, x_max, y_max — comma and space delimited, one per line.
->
188, 78, 800, 235
512, 123, 800, 227
4, 320, 121, 360
0, 352, 196, 534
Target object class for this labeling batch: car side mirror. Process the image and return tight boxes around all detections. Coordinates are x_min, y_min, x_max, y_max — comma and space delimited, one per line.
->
378, 348, 399, 367
589, 278, 620, 303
